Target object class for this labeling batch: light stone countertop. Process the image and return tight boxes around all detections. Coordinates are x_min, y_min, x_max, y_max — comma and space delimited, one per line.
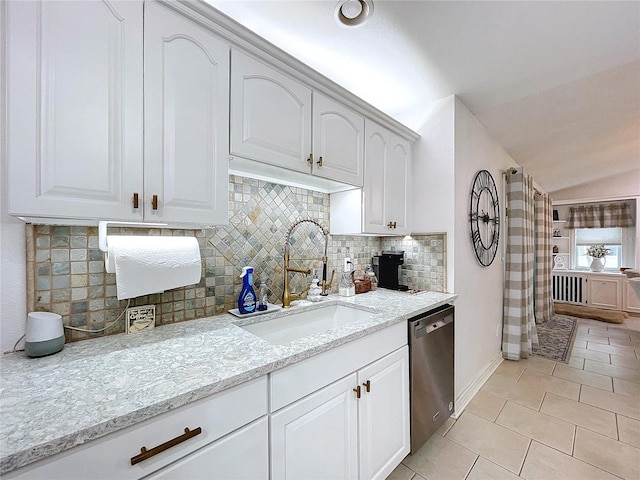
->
0, 289, 457, 474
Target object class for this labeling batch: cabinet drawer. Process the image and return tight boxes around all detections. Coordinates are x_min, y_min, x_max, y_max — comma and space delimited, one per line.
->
145, 417, 268, 480
270, 322, 406, 412
6, 376, 267, 479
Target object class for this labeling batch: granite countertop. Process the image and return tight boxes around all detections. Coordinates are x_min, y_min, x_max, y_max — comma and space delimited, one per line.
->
0, 289, 457, 474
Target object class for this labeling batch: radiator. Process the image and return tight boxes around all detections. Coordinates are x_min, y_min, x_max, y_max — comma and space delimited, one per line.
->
552, 273, 588, 305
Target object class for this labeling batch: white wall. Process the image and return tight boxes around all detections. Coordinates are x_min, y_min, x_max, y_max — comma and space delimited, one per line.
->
550, 169, 640, 203
412, 96, 455, 292
1, 3, 28, 353
412, 95, 519, 405
552, 172, 640, 271
453, 98, 516, 398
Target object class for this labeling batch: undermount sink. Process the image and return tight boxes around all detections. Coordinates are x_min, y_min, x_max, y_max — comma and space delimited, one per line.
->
240, 304, 373, 345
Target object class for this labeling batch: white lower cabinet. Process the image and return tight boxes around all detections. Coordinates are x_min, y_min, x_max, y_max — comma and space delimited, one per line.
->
623, 278, 640, 313
270, 375, 359, 480
588, 274, 622, 310
5, 325, 410, 480
270, 344, 410, 480
146, 417, 268, 480
357, 348, 410, 480
4, 377, 267, 480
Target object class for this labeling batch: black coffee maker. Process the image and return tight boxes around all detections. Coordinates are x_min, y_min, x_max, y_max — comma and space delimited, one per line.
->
373, 251, 408, 291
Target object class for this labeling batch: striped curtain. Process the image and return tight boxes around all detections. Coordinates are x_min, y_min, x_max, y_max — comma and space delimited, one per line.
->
567, 203, 635, 228
503, 172, 538, 360
534, 193, 553, 323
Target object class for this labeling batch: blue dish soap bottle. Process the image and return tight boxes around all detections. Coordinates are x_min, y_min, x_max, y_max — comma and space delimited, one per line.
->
238, 266, 257, 314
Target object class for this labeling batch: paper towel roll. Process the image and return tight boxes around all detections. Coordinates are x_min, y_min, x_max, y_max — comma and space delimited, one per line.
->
104, 236, 202, 300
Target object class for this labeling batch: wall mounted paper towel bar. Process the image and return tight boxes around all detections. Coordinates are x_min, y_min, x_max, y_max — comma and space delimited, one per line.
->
98, 221, 169, 253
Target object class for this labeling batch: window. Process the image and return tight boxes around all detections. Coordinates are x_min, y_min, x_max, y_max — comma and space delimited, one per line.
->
574, 227, 622, 270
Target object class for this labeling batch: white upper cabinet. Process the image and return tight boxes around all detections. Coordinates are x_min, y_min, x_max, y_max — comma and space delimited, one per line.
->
144, 2, 229, 226
386, 134, 412, 234
7, 0, 144, 221
330, 120, 412, 235
230, 49, 312, 173
230, 50, 364, 188
312, 93, 364, 186
363, 120, 412, 234
6, 0, 229, 226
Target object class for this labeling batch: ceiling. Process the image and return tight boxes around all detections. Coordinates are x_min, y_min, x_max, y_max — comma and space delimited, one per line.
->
206, 0, 640, 194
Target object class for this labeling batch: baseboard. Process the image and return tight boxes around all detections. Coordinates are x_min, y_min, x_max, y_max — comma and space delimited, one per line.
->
452, 352, 503, 419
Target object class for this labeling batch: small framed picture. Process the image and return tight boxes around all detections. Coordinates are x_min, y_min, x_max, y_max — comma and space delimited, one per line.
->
553, 209, 559, 221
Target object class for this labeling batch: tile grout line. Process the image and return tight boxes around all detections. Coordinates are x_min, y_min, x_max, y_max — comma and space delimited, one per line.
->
517, 438, 533, 478
462, 455, 480, 480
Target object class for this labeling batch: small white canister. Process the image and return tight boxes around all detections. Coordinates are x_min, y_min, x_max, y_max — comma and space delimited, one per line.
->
25, 312, 65, 357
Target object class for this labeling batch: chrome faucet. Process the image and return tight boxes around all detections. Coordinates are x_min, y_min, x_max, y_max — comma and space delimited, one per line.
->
282, 219, 335, 308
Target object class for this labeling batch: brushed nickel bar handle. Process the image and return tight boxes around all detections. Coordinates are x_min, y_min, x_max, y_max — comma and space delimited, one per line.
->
151, 194, 158, 211
130, 427, 202, 465
307, 153, 313, 165
132, 193, 139, 209
317, 156, 323, 167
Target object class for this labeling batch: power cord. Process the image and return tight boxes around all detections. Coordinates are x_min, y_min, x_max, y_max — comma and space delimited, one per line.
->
63, 299, 130, 332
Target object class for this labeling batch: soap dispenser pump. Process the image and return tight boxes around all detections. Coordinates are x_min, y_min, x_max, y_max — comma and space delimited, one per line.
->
238, 267, 257, 314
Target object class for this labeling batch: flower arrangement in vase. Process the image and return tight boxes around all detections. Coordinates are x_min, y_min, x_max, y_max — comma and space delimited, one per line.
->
585, 244, 611, 272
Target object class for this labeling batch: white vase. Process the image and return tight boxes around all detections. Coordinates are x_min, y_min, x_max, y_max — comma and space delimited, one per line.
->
589, 256, 605, 272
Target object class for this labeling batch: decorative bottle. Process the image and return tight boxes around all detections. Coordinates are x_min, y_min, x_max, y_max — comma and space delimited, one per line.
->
257, 280, 268, 311
308, 269, 322, 302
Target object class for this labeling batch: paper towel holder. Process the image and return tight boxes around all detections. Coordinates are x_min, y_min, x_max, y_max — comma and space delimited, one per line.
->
98, 221, 169, 253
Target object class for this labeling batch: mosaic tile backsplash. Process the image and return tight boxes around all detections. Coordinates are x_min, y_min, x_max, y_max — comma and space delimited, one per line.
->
26, 175, 446, 342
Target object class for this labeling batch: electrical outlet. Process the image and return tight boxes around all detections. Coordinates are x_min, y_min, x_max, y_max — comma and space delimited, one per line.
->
344, 257, 351, 271
126, 305, 156, 334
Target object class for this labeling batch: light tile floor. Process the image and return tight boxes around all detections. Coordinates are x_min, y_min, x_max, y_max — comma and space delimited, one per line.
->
389, 315, 640, 480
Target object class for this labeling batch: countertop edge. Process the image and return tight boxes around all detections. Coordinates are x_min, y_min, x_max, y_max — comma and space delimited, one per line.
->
1, 292, 457, 474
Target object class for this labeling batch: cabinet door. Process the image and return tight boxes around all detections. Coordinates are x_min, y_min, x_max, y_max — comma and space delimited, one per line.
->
312, 93, 364, 186
7, 0, 143, 221
144, 2, 229, 225
357, 347, 410, 480
271, 374, 358, 480
624, 278, 640, 313
230, 49, 312, 174
588, 276, 622, 310
386, 134, 412, 235
362, 121, 389, 234
146, 417, 268, 480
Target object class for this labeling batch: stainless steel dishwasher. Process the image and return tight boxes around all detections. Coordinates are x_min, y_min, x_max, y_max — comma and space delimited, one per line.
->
408, 303, 454, 454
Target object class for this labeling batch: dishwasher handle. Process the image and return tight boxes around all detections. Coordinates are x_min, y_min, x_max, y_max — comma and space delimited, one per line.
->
412, 311, 453, 339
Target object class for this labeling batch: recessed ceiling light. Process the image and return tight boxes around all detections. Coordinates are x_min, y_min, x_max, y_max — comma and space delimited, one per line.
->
335, 0, 373, 27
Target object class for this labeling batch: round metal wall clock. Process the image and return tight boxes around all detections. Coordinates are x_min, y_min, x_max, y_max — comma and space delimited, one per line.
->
469, 170, 500, 267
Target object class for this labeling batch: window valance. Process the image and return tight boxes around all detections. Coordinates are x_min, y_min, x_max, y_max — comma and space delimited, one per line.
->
567, 203, 634, 229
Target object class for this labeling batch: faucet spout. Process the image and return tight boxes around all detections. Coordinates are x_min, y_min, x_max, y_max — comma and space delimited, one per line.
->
282, 219, 330, 308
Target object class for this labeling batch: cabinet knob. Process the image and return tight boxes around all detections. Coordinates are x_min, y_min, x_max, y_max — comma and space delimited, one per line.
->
362, 380, 371, 393
152, 194, 158, 211
317, 156, 323, 167
132, 193, 139, 209
353, 385, 361, 399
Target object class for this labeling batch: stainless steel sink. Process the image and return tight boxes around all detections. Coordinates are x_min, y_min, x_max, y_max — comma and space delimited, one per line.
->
240, 304, 373, 345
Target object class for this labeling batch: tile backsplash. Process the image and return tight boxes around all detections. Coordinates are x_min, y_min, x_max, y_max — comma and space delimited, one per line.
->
26, 175, 446, 342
